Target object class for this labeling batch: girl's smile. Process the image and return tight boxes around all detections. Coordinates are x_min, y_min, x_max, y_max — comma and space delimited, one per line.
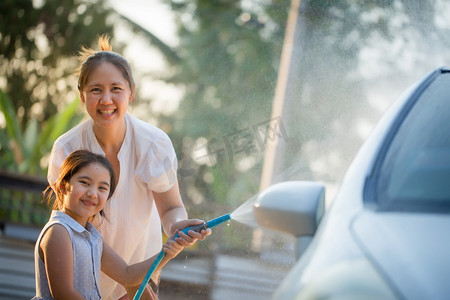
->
61, 162, 111, 227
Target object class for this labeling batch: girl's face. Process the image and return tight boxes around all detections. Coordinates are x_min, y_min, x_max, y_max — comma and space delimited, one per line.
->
80, 61, 133, 129
61, 162, 111, 226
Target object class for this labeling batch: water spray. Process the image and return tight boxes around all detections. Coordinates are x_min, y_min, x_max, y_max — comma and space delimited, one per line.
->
133, 213, 232, 300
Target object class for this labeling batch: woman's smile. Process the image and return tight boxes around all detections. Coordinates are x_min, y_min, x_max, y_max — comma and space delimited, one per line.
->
81, 61, 133, 127
99, 109, 116, 116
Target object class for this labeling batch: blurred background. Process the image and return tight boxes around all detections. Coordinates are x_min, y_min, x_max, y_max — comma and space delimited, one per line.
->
1, 0, 450, 299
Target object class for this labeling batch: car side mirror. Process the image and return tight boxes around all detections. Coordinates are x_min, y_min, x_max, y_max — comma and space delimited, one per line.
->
253, 181, 325, 258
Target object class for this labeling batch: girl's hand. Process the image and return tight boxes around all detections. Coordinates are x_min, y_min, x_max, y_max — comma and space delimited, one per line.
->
170, 219, 212, 247
163, 230, 184, 259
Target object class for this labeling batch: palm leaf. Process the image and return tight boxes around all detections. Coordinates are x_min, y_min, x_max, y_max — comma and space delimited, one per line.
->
0, 89, 25, 162
31, 98, 83, 173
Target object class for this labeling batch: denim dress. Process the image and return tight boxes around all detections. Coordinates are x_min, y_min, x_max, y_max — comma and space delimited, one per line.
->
33, 210, 103, 299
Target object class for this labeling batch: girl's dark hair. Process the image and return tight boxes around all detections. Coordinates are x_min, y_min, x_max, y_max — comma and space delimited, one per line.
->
44, 150, 116, 217
77, 34, 135, 94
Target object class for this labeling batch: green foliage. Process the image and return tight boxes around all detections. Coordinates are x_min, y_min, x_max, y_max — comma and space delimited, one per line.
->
0, 0, 118, 176
161, 0, 290, 218
0, 0, 114, 227
0, 89, 82, 175
155, 2, 449, 254
2, 0, 446, 251
0, 0, 114, 129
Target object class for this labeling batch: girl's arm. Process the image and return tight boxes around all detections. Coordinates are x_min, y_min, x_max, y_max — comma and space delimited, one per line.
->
153, 180, 210, 245
101, 234, 184, 287
39, 224, 85, 299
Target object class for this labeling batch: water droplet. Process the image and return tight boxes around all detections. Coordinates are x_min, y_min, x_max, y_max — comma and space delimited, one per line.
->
183, 265, 186, 269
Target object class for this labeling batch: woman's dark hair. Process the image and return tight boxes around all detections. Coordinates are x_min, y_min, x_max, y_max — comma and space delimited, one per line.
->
77, 34, 135, 94
44, 150, 116, 217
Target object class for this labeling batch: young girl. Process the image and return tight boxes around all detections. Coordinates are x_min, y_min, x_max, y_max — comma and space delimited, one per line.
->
34, 150, 184, 300
47, 35, 210, 299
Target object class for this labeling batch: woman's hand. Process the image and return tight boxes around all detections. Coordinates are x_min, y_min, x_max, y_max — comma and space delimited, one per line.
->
170, 219, 212, 247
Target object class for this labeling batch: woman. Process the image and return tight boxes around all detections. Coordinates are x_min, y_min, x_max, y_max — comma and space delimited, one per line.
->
48, 35, 209, 299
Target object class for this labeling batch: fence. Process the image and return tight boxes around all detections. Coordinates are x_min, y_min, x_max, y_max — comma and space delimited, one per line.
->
0, 171, 49, 229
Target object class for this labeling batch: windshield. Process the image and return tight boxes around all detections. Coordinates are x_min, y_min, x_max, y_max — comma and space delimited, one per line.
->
374, 72, 450, 212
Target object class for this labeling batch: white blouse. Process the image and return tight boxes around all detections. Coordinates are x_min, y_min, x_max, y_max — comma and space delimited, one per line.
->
47, 113, 178, 299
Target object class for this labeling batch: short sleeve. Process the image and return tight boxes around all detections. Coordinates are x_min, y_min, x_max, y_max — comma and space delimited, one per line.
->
46, 119, 95, 186
136, 132, 178, 193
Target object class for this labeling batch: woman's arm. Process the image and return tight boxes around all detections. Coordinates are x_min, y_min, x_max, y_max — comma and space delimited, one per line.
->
153, 181, 210, 245
39, 225, 85, 299
101, 235, 183, 287
153, 180, 187, 235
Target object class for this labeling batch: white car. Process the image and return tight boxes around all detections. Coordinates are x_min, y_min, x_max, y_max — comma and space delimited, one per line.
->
254, 67, 450, 300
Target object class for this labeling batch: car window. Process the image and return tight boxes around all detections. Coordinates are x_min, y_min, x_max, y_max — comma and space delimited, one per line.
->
373, 72, 450, 212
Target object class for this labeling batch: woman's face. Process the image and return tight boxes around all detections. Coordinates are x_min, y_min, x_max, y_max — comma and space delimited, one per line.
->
80, 61, 133, 129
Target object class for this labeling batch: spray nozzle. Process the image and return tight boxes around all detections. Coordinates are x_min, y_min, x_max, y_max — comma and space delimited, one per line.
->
206, 213, 231, 229
175, 213, 231, 238
175, 222, 208, 237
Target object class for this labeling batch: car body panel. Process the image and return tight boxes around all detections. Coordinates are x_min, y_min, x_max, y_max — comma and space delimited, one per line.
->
295, 259, 398, 300
352, 211, 450, 300
263, 67, 450, 300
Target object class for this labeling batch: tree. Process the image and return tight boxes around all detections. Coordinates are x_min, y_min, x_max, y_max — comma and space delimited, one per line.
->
154, 0, 450, 254
0, 0, 114, 174
0, 89, 82, 174
140, 0, 290, 252
0, 0, 114, 129
161, 0, 290, 215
